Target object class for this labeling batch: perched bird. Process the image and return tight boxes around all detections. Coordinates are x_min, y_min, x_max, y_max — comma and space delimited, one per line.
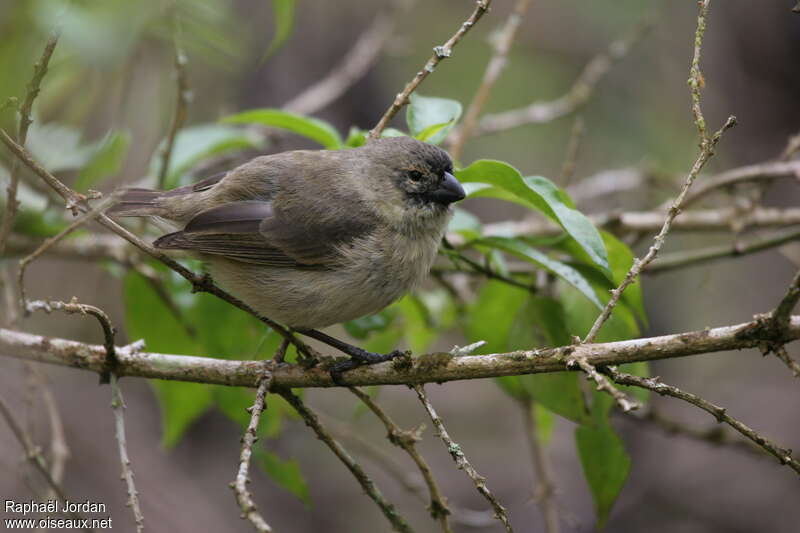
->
109, 136, 465, 376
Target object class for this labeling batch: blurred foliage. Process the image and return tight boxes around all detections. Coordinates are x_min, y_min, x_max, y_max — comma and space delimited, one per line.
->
1, 2, 654, 526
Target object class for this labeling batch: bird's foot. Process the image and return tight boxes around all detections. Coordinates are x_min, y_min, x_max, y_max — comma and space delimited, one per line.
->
329, 349, 405, 385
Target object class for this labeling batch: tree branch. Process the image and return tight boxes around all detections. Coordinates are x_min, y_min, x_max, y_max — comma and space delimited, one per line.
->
368, 0, 492, 139
606, 367, 800, 476
277, 389, 414, 533
474, 21, 649, 136
412, 385, 512, 532
0, 32, 59, 255
448, 0, 532, 160
232, 368, 275, 533
3, 316, 800, 388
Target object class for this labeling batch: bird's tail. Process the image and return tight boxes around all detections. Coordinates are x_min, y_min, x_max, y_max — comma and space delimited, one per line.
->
105, 188, 167, 217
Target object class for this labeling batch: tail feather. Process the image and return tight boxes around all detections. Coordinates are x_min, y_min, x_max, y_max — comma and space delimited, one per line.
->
106, 188, 165, 217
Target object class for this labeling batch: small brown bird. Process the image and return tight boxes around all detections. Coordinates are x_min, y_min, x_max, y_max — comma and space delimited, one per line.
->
109, 136, 465, 376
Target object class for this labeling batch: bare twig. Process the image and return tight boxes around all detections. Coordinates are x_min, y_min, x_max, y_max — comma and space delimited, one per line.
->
768, 345, 800, 378
17, 194, 119, 309
110, 375, 145, 533
475, 22, 650, 136
624, 407, 774, 458
582, 0, 730, 345
0, 395, 93, 531
4, 315, 800, 388
278, 389, 414, 533
521, 402, 560, 533
680, 160, 800, 209
368, 0, 492, 139
412, 384, 513, 533
0, 32, 59, 255
771, 270, 800, 330
582, 116, 737, 344
605, 367, 800, 476
284, 0, 413, 115
448, 0, 532, 160
646, 227, 800, 274
689, 0, 711, 140
566, 354, 639, 412
231, 367, 275, 533
25, 298, 117, 370
156, 18, 190, 189
558, 116, 585, 186
349, 387, 453, 533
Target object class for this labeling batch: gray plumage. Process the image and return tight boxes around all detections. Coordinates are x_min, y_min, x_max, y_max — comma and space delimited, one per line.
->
108, 137, 464, 329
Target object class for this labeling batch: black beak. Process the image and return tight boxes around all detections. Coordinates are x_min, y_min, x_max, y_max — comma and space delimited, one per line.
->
427, 172, 466, 205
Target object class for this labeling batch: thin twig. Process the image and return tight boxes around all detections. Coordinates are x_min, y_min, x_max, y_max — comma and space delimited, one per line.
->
284, 0, 414, 115
110, 375, 145, 533
368, 0, 492, 139
231, 366, 275, 533
768, 345, 800, 378
582, 116, 737, 344
0, 395, 93, 531
412, 384, 513, 533
566, 355, 639, 412
646, 227, 800, 274
521, 401, 560, 533
18, 194, 119, 309
278, 389, 414, 533
558, 116, 585, 186
156, 16, 190, 189
448, 0, 532, 160
582, 0, 730, 345
680, 160, 800, 209
771, 270, 800, 330
688, 0, 711, 140
475, 21, 650, 136
622, 407, 772, 458
0, 32, 59, 255
349, 387, 453, 533
605, 367, 800, 476
4, 315, 800, 388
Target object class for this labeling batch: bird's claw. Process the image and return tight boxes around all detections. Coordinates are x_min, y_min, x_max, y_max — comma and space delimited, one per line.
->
329, 349, 404, 385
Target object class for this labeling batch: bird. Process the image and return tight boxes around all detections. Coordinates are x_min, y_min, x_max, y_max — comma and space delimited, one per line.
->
108, 136, 465, 378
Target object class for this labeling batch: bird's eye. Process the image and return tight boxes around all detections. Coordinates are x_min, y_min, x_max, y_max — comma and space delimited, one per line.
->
408, 170, 424, 182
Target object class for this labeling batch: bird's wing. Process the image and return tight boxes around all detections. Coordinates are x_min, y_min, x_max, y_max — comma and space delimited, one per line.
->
154, 200, 375, 268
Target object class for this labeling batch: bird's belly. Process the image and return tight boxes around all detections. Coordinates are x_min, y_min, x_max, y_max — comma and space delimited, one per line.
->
206, 234, 438, 329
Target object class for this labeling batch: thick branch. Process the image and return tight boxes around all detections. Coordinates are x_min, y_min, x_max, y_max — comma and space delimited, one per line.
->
2, 316, 798, 388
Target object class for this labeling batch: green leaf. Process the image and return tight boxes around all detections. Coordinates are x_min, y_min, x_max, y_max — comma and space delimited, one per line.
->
447, 207, 482, 241
152, 381, 213, 448
533, 403, 555, 447
510, 297, 589, 423
344, 126, 367, 147
466, 280, 529, 354
153, 124, 265, 189
214, 386, 288, 438
262, 0, 295, 59
476, 236, 602, 309
559, 276, 639, 343
256, 449, 310, 505
458, 160, 609, 273
344, 309, 395, 340
75, 130, 130, 191
416, 121, 453, 143
576, 392, 631, 529
406, 94, 462, 145
223, 109, 342, 149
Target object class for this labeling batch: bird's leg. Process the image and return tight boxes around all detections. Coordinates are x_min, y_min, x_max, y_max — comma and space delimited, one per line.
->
296, 329, 405, 384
